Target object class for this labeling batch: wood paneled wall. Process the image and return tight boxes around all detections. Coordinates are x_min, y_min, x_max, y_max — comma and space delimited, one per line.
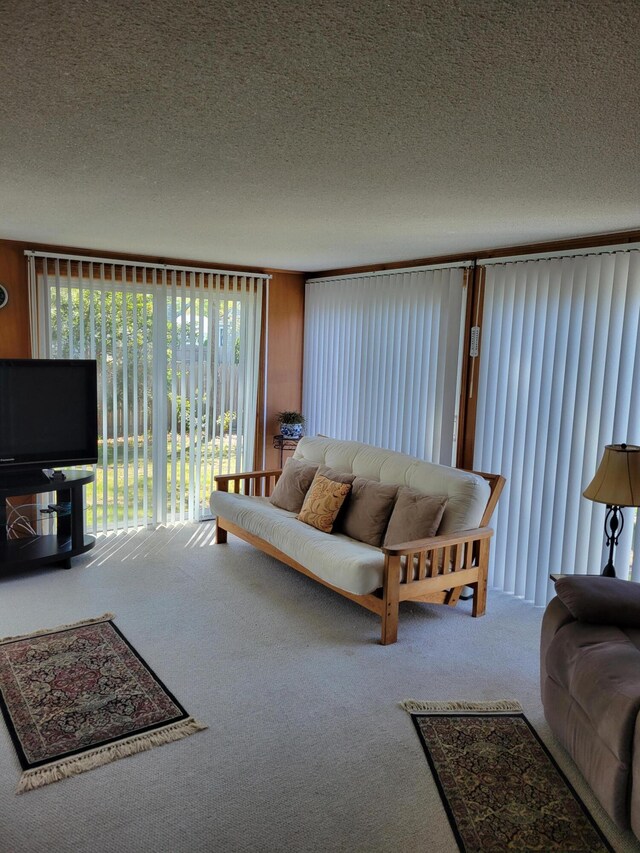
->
0, 241, 31, 358
257, 271, 305, 470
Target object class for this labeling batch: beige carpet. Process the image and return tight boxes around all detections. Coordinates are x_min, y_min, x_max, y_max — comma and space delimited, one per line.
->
0, 523, 638, 853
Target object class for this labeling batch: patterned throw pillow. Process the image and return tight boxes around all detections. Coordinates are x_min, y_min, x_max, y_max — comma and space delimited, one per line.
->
298, 474, 352, 533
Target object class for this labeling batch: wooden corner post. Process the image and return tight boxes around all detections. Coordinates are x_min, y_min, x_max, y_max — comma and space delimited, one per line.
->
381, 555, 401, 644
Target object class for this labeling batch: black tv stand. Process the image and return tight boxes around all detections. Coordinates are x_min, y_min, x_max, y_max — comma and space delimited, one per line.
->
0, 469, 54, 488
0, 469, 95, 571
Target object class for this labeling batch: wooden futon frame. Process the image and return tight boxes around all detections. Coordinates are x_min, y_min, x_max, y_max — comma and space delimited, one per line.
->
214, 469, 505, 645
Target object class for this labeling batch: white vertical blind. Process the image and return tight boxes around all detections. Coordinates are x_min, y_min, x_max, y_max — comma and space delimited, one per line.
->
28, 254, 264, 533
474, 250, 640, 604
303, 265, 468, 463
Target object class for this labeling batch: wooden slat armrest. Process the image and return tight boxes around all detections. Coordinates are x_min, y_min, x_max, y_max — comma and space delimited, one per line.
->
214, 469, 282, 485
214, 469, 283, 497
382, 526, 494, 556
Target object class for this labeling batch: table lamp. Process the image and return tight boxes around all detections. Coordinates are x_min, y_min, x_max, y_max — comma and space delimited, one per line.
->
583, 443, 640, 577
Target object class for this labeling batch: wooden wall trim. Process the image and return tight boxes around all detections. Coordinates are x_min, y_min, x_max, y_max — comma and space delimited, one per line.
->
1, 237, 307, 277
313, 227, 640, 280
455, 266, 473, 469
457, 265, 486, 470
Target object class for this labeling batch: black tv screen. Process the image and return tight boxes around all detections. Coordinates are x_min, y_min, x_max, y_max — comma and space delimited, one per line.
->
0, 358, 98, 475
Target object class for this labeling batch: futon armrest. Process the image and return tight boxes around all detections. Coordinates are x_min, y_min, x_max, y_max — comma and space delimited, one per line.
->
382, 526, 494, 556
214, 469, 283, 497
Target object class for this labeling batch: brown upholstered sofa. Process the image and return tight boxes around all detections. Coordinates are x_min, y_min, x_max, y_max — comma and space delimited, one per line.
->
540, 575, 640, 838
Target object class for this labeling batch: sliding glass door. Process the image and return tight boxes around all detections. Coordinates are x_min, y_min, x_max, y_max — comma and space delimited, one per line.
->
303, 264, 469, 464
474, 249, 640, 603
29, 256, 264, 533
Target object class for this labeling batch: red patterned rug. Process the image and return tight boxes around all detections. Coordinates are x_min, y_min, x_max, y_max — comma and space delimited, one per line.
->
0, 613, 206, 792
401, 700, 613, 853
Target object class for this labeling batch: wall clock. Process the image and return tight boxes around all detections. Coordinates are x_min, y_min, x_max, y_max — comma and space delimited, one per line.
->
0, 284, 7, 309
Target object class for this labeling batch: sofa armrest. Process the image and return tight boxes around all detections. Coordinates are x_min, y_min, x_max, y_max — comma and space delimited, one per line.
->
214, 469, 283, 497
540, 595, 575, 694
554, 575, 640, 629
381, 526, 494, 556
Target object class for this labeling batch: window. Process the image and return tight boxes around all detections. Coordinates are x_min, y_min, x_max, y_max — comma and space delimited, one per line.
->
29, 255, 264, 532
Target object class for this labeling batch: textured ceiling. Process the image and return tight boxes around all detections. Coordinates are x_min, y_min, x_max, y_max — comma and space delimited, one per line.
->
0, 0, 638, 271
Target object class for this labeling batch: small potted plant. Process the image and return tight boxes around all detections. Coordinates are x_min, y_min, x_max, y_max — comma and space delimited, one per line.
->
277, 411, 306, 439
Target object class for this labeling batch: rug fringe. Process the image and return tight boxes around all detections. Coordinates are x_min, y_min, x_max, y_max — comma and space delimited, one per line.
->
16, 716, 207, 793
0, 613, 116, 646
400, 699, 523, 714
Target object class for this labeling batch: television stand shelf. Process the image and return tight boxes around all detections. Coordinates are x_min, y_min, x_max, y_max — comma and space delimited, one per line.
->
0, 470, 95, 571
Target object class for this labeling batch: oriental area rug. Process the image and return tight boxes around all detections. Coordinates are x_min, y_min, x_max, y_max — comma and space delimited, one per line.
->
0, 613, 207, 792
401, 700, 613, 853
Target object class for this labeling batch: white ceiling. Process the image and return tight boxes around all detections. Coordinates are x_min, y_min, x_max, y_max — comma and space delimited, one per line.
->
1, 0, 638, 272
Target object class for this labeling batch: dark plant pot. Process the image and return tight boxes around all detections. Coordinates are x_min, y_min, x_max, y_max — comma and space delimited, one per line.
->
280, 423, 303, 439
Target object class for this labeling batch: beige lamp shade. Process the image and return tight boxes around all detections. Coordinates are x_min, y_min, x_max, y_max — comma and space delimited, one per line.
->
583, 443, 640, 506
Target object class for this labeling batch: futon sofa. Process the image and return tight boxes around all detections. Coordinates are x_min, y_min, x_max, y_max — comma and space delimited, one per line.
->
541, 575, 640, 838
210, 436, 504, 644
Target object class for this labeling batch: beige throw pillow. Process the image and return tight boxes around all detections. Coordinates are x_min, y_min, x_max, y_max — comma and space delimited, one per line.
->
336, 477, 399, 547
269, 457, 319, 512
298, 474, 352, 533
383, 487, 448, 547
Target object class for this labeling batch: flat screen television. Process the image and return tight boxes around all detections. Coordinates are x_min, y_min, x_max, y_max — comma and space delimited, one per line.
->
0, 358, 98, 483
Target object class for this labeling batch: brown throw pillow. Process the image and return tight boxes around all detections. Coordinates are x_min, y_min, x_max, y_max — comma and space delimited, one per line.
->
298, 474, 352, 533
336, 477, 399, 547
269, 457, 319, 512
317, 464, 356, 486
383, 487, 448, 547
554, 575, 640, 628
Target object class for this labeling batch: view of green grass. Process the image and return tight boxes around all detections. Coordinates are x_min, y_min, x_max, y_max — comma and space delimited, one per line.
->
85, 434, 238, 529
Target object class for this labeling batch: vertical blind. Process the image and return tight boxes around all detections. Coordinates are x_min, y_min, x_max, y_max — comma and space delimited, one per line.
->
28, 253, 264, 533
474, 249, 640, 604
303, 265, 469, 463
